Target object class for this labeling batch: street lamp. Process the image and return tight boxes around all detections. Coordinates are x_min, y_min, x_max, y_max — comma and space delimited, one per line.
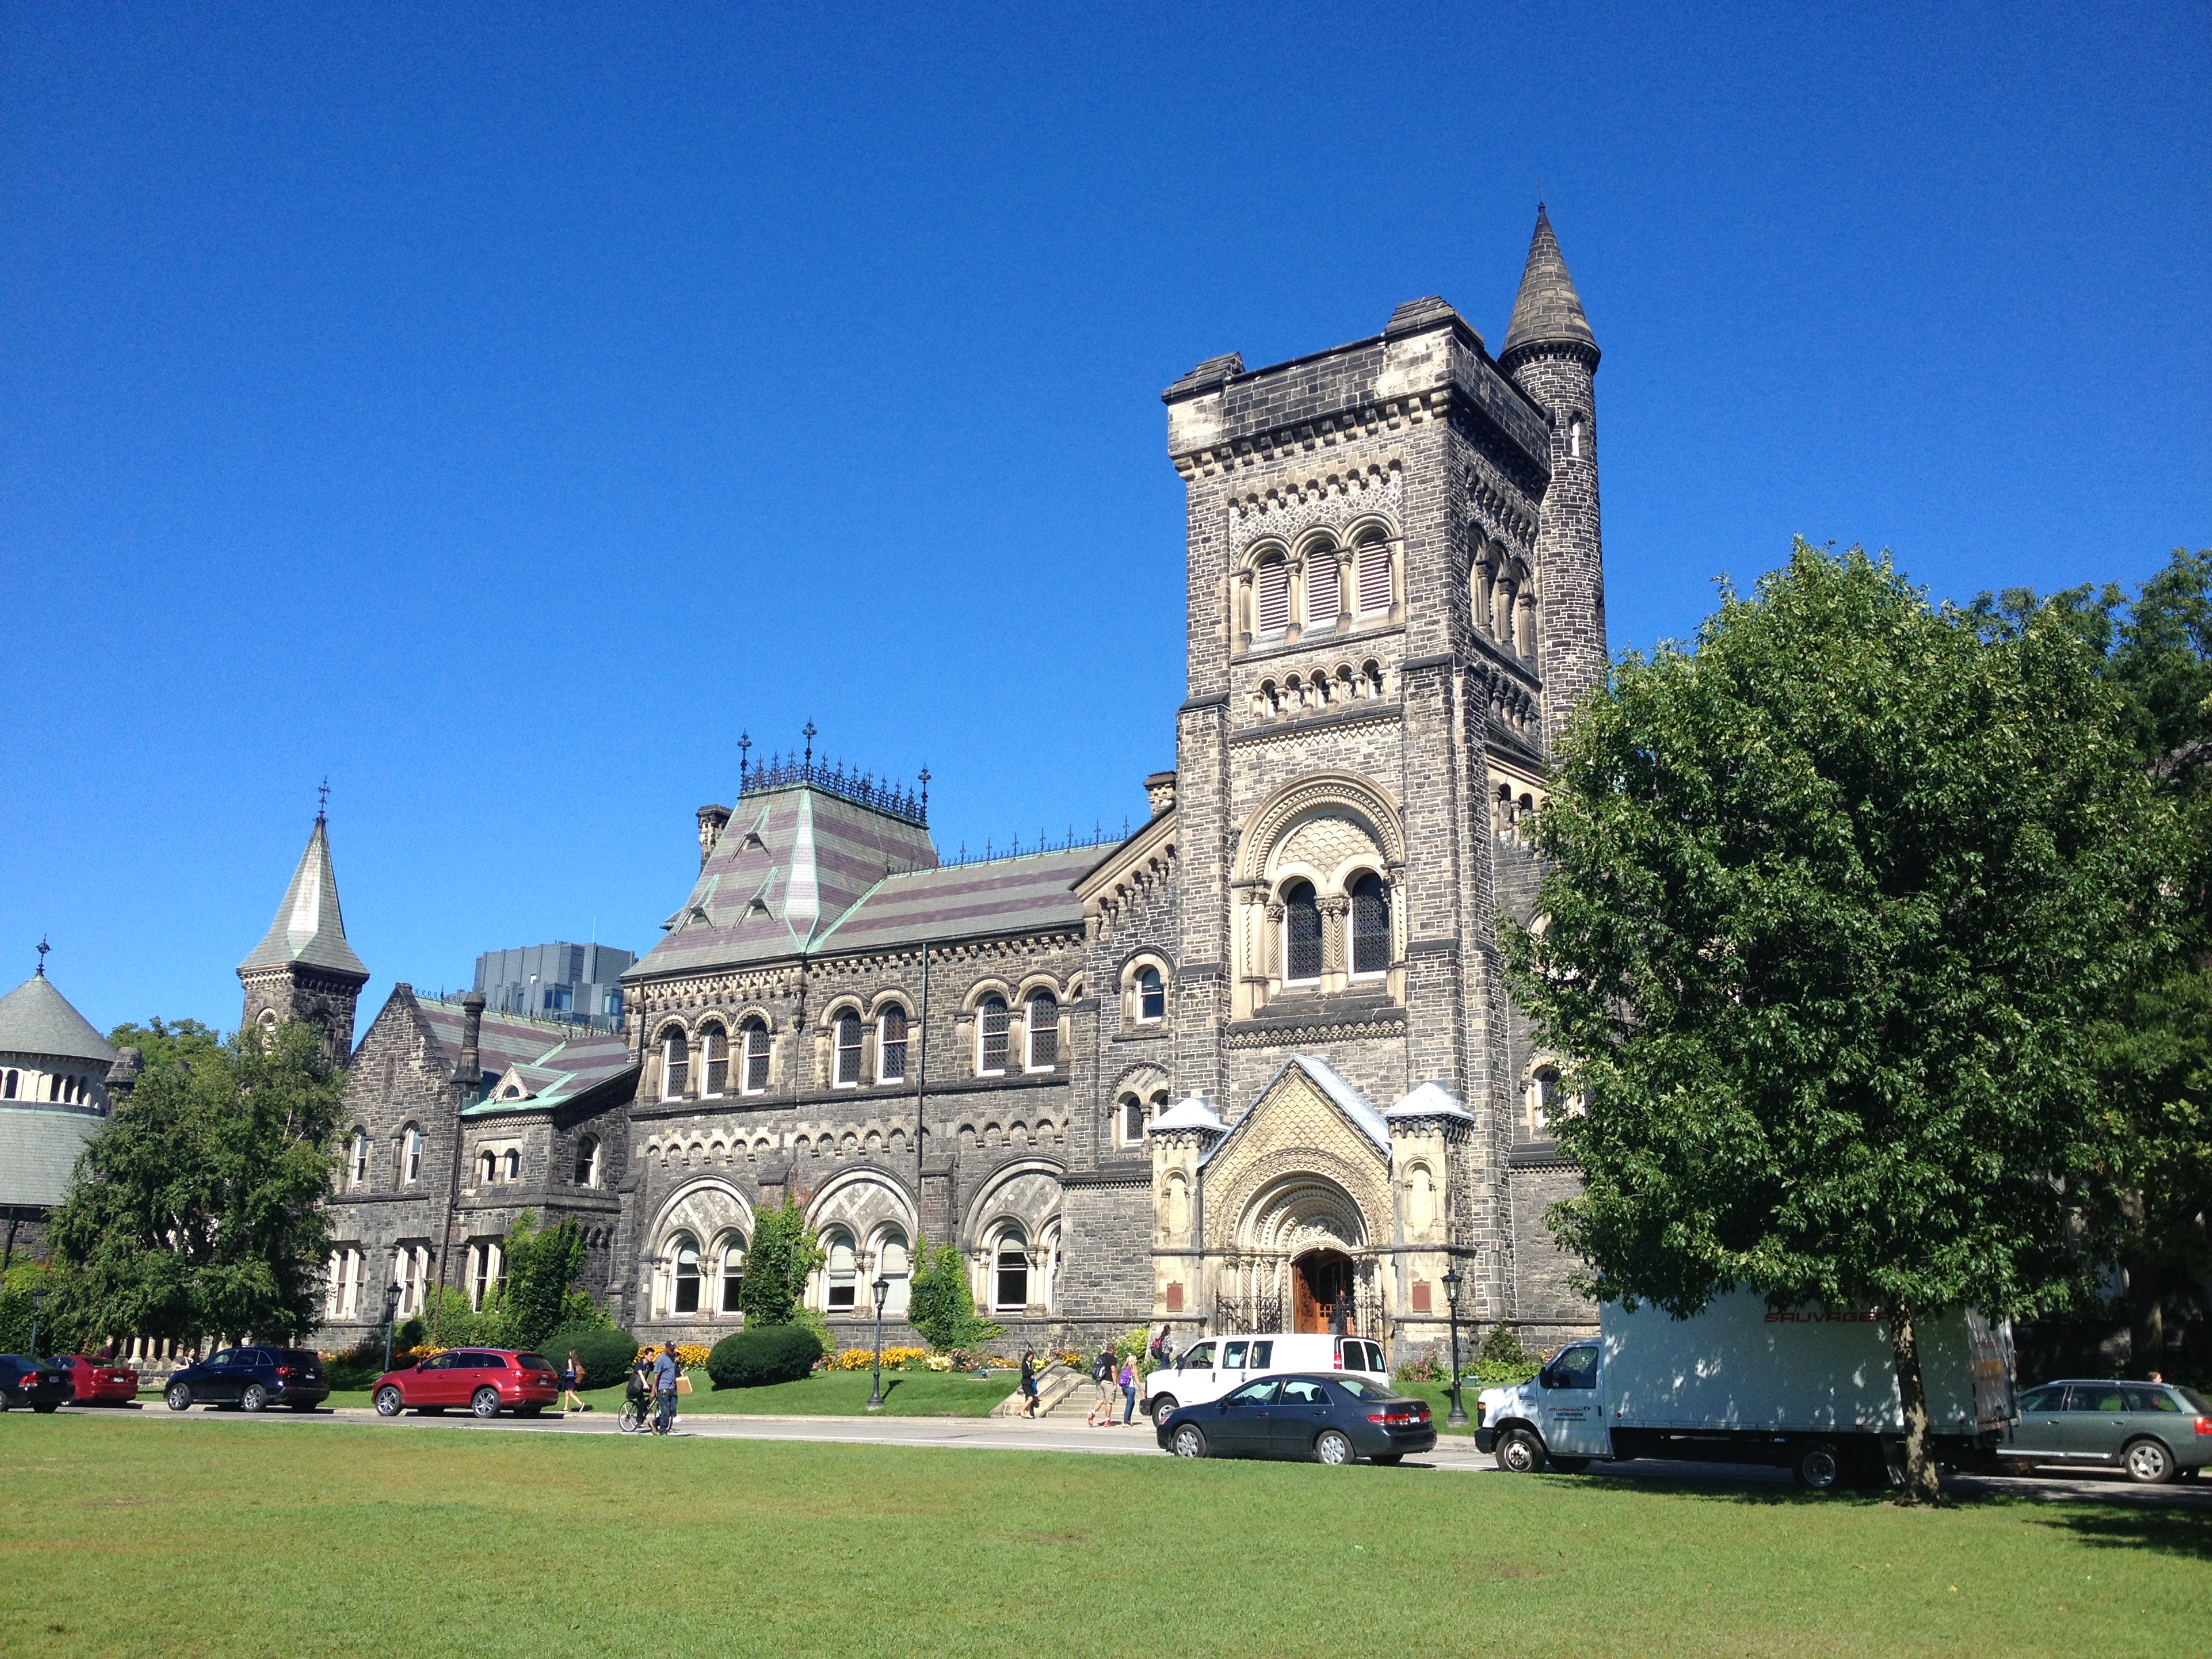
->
1441, 1264, 1467, 1427
382, 1282, 404, 1373
28, 1288, 46, 1360
865, 1270, 891, 1412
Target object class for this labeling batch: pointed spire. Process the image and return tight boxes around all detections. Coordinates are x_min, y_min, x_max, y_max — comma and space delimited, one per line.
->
1501, 203, 1597, 368
238, 817, 369, 979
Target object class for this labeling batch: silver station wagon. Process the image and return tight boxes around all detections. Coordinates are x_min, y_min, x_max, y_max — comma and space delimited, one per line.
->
2000, 1379, 2212, 1484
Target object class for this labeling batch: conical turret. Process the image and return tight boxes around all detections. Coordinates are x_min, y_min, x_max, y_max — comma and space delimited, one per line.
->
239, 809, 369, 1067
1500, 203, 1598, 369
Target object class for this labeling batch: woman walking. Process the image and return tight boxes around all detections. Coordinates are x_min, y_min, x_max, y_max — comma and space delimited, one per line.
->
1017, 1350, 1040, 1419
1118, 1354, 1138, 1426
559, 1347, 589, 1414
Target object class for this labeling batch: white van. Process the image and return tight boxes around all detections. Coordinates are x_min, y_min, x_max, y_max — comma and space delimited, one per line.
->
1141, 1334, 1390, 1428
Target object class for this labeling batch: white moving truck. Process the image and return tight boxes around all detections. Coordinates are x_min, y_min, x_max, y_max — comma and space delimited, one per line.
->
1475, 1291, 2015, 1490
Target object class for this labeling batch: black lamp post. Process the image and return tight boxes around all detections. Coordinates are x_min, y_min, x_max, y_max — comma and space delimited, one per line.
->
865, 1271, 892, 1412
1441, 1264, 1467, 1427
382, 1282, 404, 1373
28, 1288, 47, 1360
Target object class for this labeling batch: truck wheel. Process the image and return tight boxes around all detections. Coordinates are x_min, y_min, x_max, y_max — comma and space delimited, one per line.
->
1549, 1456, 1592, 1475
1495, 1428, 1546, 1474
1151, 1395, 1179, 1429
2123, 1438, 2177, 1485
1792, 1441, 1843, 1493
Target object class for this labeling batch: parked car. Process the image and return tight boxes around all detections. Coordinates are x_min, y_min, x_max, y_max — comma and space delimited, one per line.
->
0, 1354, 78, 1412
1141, 1334, 1391, 1429
1156, 1372, 1435, 1465
62, 1355, 140, 1406
1999, 1380, 2212, 1485
370, 1349, 560, 1419
163, 1347, 330, 1412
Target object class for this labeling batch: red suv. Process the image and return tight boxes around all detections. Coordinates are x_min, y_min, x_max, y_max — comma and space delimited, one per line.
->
371, 1349, 559, 1419
63, 1355, 140, 1405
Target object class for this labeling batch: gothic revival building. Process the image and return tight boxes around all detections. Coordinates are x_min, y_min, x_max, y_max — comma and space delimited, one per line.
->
295, 207, 1608, 1360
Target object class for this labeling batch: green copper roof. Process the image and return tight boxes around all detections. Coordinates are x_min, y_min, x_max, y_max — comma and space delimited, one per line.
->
1501, 204, 1597, 365
238, 817, 369, 981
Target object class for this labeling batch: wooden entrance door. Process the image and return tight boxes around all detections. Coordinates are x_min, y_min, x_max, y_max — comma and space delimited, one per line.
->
1292, 1250, 1353, 1334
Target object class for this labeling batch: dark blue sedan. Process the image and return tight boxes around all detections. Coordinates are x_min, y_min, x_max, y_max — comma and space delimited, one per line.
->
164, 1346, 329, 1412
1155, 1372, 1437, 1465
0, 1354, 77, 1413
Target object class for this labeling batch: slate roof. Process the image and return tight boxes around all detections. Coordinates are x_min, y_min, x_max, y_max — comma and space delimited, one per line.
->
409, 996, 636, 1119
628, 783, 1090, 981
1500, 204, 1597, 365
0, 974, 116, 1065
0, 1105, 101, 1208
1385, 1081, 1475, 1123
238, 818, 369, 981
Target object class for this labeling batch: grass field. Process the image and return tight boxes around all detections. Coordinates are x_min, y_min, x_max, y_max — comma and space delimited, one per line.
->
4, 1416, 2204, 1658
298, 1368, 1009, 1416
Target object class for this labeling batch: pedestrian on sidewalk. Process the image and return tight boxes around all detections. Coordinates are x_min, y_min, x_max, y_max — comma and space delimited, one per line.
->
1086, 1345, 1116, 1427
1018, 1350, 1040, 1418
652, 1341, 680, 1435
560, 1348, 589, 1413
1118, 1355, 1138, 1426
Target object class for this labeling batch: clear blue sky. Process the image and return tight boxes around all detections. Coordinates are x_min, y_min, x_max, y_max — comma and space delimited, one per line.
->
5, 3, 2205, 1036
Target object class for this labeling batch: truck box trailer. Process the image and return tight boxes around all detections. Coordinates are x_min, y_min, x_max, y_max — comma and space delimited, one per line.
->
1475, 1291, 2015, 1490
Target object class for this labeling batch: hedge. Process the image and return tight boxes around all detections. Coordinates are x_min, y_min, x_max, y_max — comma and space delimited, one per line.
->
541, 1324, 640, 1391
707, 1322, 823, 1389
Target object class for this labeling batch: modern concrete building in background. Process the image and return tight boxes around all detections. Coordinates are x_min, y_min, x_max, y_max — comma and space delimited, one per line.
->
474, 942, 634, 1030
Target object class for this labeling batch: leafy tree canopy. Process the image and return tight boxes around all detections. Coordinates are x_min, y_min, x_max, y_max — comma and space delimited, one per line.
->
474, 1210, 588, 1353
105, 1017, 224, 1074
906, 1240, 1001, 1354
45, 1020, 346, 1349
1506, 541, 2172, 1497
735, 1196, 824, 1328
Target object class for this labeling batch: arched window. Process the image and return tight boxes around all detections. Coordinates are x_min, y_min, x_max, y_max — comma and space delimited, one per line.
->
741, 1019, 770, 1094
1306, 545, 1340, 627
1119, 1093, 1145, 1147
834, 1010, 864, 1086
1568, 414, 1584, 459
1283, 881, 1322, 984
977, 996, 1009, 1076
3, 1069, 15, 1099
469, 1241, 501, 1309
348, 1130, 369, 1189
401, 1124, 422, 1185
1136, 965, 1164, 1023
823, 1229, 858, 1311
699, 1023, 726, 1097
502, 1148, 520, 1182
1255, 554, 1290, 635
478, 1149, 496, 1185
718, 1235, 745, 1312
994, 1228, 1030, 1311
877, 1006, 907, 1083
1525, 1067, 1559, 1139
660, 1027, 689, 1100
876, 1229, 911, 1315
573, 1135, 601, 1187
672, 1237, 701, 1315
1025, 992, 1059, 1071
1356, 535, 1391, 616
1350, 872, 1391, 978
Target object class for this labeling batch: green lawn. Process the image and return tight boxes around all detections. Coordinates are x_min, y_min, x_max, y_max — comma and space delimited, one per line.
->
301, 1367, 1008, 1416
5, 1416, 2205, 1658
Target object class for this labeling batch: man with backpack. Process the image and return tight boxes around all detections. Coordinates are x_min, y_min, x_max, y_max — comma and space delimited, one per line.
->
1085, 1345, 1117, 1427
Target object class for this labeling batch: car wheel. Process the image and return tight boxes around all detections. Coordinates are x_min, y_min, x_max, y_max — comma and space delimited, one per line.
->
165, 1384, 192, 1412
374, 1386, 405, 1418
1151, 1395, 1179, 1429
241, 1384, 268, 1413
1549, 1456, 1592, 1475
1313, 1429, 1355, 1466
1171, 1424, 1207, 1458
2123, 1438, 2177, 1486
471, 1387, 501, 1419
1495, 1427, 1546, 1474
1793, 1441, 1843, 1493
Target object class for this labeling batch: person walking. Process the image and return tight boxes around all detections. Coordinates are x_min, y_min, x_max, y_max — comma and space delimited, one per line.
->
1017, 1350, 1040, 1419
1148, 1324, 1173, 1370
652, 1340, 680, 1435
560, 1348, 589, 1414
1118, 1355, 1138, 1426
1086, 1345, 1116, 1427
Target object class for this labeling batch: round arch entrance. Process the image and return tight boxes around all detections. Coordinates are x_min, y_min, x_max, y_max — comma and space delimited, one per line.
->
1292, 1248, 1356, 1334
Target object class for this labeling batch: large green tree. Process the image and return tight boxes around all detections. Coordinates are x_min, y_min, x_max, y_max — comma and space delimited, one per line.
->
1505, 541, 2168, 1501
735, 1195, 825, 1328
45, 1020, 346, 1348
476, 1210, 590, 1351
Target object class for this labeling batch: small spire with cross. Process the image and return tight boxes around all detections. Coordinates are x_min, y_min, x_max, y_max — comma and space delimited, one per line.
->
35, 936, 50, 977
802, 720, 817, 766
739, 731, 752, 785
317, 777, 330, 823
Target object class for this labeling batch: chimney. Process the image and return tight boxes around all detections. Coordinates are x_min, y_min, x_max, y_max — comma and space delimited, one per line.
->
1144, 771, 1178, 817
459, 990, 486, 1094
697, 804, 733, 868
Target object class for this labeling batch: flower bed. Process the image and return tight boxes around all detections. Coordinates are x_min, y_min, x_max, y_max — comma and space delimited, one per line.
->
634, 1343, 714, 1370
829, 1346, 933, 1372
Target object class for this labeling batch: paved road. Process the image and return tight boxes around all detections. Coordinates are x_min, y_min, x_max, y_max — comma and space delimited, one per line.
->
59, 1401, 2211, 1504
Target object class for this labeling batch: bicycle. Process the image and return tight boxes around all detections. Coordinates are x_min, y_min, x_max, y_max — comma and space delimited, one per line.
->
618, 1380, 651, 1434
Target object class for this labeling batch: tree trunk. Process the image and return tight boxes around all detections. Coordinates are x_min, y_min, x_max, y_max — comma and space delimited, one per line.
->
1889, 1307, 1943, 1505
2128, 1258, 2167, 1378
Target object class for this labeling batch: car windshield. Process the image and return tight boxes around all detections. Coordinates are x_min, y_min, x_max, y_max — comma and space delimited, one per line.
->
517, 1353, 554, 1372
1334, 1376, 1393, 1399
2179, 1387, 2211, 1414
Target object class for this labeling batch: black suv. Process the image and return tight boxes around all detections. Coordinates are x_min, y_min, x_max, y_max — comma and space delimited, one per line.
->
165, 1347, 330, 1412
0, 1354, 77, 1412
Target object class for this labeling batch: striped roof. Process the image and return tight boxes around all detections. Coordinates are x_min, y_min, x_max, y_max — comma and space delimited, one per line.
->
629, 785, 1087, 980
411, 997, 634, 1116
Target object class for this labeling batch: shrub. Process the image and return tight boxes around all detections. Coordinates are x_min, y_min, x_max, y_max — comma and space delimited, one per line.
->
478, 1212, 588, 1351
737, 1197, 824, 1328
546, 1324, 640, 1390
708, 1323, 824, 1389
907, 1241, 1002, 1353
